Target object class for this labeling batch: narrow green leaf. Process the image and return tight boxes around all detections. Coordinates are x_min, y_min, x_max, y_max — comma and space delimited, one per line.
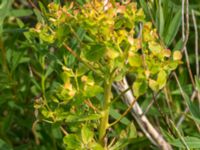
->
54, 0, 60, 4
164, 10, 181, 46
33, 8, 43, 22
173, 39, 183, 50
78, 114, 102, 121
139, 0, 149, 15
195, 76, 200, 92
109, 107, 130, 126
159, 4, 165, 36
187, 115, 200, 124
0, 139, 13, 150
10, 9, 33, 17
170, 137, 200, 149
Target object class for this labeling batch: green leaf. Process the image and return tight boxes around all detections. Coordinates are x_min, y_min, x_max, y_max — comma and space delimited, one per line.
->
110, 138, 131, 150
157, 70, 167, 89
158, 4, 165, 36
84, 85, 103, 97
110, 107, 130, 126
90, 143, 104, 150
139, 0, 148, 15
52, 124, 62, 139
115, 19, 124, 30
173, 39, 183, 50
84, 44, 106, 62
65, 114, 102, 122
110, 137, 149, 150
187, 115, 200, 124
10, 9, 33, 17
0, 139, 13, 150
81, 125, 94, 144
166, 61, 178, 71
0, 0, 14, 34
178, 82, 200, 120
170, 137, 200, 149
148, 41, 162, 54
33, 8, 43, 22
195, 76, 200, 92
45, 62, 54, 78
132, 79, 147, 97
128, 53, 142, 67
39, 31, 55, 44
38, 1, 47, 15
149, 79, 159, 92
63, 134, 81, 149
164, 10, 181, 46
78, 114, 102, 121
54, 0, 60, 4
127, 123, 137, 138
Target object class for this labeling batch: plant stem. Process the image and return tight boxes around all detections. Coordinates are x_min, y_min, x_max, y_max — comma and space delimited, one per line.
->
99, 80, 112, 145
109, 97, 137, 127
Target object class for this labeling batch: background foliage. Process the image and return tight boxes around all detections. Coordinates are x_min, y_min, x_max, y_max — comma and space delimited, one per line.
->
0, 0, 200, 149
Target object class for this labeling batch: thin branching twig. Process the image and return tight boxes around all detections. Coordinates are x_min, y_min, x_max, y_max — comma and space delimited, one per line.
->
176, 91, 196, 127
173, 73, 200, 132
191, 10, 200, 108
109, 96, 137, 127
181, 0, 195, 87
192, 10, 199, 77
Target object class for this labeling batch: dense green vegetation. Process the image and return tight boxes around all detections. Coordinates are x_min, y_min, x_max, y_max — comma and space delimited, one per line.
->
0, 0, 200, 150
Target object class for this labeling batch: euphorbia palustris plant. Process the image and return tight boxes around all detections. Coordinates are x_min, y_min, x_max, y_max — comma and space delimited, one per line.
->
31, 1, 181, 149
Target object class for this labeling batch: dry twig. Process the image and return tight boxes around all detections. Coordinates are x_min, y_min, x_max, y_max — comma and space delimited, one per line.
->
113, 78, 172, 150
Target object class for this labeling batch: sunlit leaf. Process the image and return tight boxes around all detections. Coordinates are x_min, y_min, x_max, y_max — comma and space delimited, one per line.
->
81, 125, 94, 144
149, 79, 159, 92
133, 79, 147, 97
157, 70, 167, 89
128, 53, 142, 67
63, 134, 81, 149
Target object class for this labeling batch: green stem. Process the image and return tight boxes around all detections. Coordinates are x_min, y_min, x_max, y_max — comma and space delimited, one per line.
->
99, 80, 112, 145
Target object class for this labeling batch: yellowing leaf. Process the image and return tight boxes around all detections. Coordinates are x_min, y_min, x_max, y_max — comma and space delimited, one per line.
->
106, 48, 119, 59
145, 70, 150, 79
149, 79, 159, 91
62, 66, 74, 77
166, 61, 179, 71
136, 8, 145, 20
128, 52, 142, 67
157, 70, 167, 89
163, 49, 171, 58
173, 50, 182, 61
148, 41, 162, 54
81, 125, 93, 144
128, 36, 133, 45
